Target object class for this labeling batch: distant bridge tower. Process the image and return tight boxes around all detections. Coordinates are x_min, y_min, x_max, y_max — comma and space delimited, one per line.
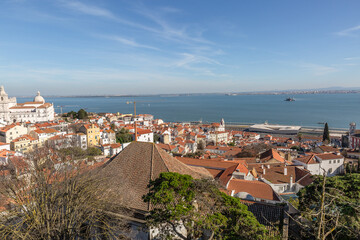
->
349, 122, 356, 136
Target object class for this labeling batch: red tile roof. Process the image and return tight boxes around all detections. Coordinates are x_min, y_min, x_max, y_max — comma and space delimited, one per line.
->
227, 179, 280, 201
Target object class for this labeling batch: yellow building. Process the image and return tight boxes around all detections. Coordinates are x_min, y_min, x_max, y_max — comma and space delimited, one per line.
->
10, 134, 39, 153
79, 124, 100, 147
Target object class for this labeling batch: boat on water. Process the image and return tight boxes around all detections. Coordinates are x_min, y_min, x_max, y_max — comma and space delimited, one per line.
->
285, 97, 295, 102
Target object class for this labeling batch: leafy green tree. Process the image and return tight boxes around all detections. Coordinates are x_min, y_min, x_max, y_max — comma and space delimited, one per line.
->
143, 172, 269, 240
87, 147, 102, 156
153, 133, 160, 143
197, 140, 205, 150
291, 145, 302, 152
66, 111, 77, 119
297, 133, 303, 142
322, 123, 330, 143
228, 140, 235, 146
77, 109, 88, 119
116, 128, 133, 144
58, 147, 87, 159
297, 173, 360, 239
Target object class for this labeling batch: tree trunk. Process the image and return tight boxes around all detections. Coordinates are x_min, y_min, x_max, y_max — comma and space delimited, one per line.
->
317, 172, 327, 240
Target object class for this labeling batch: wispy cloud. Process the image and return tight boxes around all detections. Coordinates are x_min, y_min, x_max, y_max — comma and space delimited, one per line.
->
132, 3, 212, 45
335, 25, 360, 36
344, 57, 360, 61
60, 0, 158, 33
301, 63, 339, 76
175, 53, 220, 67
100, 35, 159, 50
160, 7, 181, 13
172, 53, 228, 77
62, 1, 116, 19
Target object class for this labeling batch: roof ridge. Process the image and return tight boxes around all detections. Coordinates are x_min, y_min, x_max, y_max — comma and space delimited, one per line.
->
296, 171, 312, 183
148, 143, 155, 211
230, 179, 268, 185
155, 144, 170, 172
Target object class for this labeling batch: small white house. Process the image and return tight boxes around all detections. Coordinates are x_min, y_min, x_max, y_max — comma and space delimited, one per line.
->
293, 153, 344, 177
134, 129, 153, 143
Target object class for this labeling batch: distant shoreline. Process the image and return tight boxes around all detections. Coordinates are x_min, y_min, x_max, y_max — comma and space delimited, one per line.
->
15, 89, 360, 98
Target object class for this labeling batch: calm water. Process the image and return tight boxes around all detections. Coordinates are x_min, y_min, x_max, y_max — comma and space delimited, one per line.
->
19, 94, 360, 129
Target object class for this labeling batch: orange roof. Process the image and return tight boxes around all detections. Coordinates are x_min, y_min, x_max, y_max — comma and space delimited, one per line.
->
227, 179, 280, 201
110, 143, 121, 148
0, 149, 15, 158
157, 143, 177, 152
12, 134, 36, 142
42, 128, 59, 134
295, 154, 317, 164
23, 101, 44, 104
0, 123, 21, 132
37, 103, 52, 108
137, 129, 152, 134
9, 106, 34, 109
260, 149, 287, 163
316, 153, 343, 160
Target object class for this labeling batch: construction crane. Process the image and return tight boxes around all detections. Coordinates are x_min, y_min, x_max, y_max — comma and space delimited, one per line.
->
126, 99, 160, 141
56, 105, 85, 116
126, 100, 140, 141
56, 105, 65, 115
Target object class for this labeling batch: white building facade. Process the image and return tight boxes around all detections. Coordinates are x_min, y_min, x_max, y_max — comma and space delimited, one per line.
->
0, 86, 55, 124
293, 153, 344, 177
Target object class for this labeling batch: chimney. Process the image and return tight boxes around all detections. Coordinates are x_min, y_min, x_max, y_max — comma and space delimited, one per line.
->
284, 166, 287, 175
261, 165, 264, 169
263, 168, 266, 175
230, 190, 235, 197
267, 165, 270, 169
289, 175, 293, 189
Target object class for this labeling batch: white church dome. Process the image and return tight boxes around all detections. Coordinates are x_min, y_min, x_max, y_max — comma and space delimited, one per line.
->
34, 91, 45, 103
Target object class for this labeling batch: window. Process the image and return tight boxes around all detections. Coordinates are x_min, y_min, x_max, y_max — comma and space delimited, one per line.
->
337, 159, 340, 163
329, 160, 331, 164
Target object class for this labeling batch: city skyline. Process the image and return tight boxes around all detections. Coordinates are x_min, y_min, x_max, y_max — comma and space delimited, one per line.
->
1, 0, 360, 95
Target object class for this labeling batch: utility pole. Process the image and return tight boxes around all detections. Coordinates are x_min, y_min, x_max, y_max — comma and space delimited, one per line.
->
215, 131, 218, 146
134, 101, 137, 142
127, 101, 137, 141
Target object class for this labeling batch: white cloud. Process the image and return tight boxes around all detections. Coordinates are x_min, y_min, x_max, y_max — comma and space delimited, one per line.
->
175, 53, 220, 67
301, 63, 339, 76
101, 35, 159, 50
335, 25, 360, 36
344, 57, 360, 61
133, 4, 212, 45
60, 0, 158, 33
62, 1, 116, 19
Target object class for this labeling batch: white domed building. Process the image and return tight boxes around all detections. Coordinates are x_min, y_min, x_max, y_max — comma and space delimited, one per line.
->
0, 86, 54, 124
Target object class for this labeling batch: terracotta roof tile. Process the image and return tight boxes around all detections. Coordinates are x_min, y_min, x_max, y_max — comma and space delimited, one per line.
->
94, 142, 212, 211
227, 179, 280, 201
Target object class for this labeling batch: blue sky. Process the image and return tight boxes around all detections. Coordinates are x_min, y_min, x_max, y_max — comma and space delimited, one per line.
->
1, 0, 360, 95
